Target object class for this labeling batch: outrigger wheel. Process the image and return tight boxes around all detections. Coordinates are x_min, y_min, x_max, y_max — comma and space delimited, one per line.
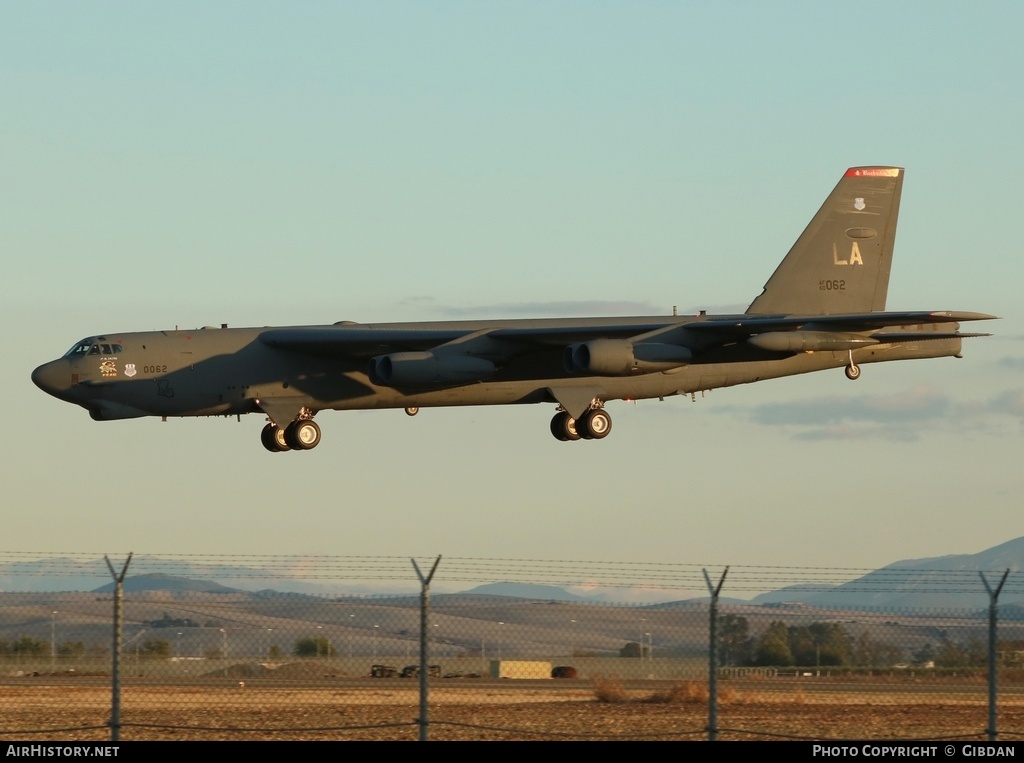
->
845, 351, 861, 381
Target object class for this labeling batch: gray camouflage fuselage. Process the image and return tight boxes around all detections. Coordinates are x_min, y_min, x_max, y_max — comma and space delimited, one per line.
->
31, 166, 995, 450
32, 315, 963, 421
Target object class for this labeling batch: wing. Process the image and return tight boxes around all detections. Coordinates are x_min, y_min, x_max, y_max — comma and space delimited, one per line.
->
260, 309, 995, 392
259, 321, 673, 357
261, 310, 995, 367
259, 321, 673, 391
260, 326, 475, 358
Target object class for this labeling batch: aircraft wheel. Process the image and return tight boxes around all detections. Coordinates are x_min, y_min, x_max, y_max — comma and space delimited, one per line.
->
260, 424, 278, 452
286, 420, 321, 450
550, 412, 581, 442
845, 364, 861, 381
261, 423, 290, 452
405, 406, 419, 417
578, 409, 612, 440
550, 415, 567, 441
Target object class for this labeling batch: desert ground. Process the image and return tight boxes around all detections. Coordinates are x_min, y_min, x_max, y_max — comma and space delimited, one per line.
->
2, 676, 1023, 741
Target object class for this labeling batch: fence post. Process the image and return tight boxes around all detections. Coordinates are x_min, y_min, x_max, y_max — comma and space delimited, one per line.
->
104, 554, 132, 743
980, 569, 1010, 743
703, 567, 729, 742
412, 556, 442, 742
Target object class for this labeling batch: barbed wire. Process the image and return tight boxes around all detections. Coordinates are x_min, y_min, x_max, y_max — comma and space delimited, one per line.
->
0, 552, 1018, 596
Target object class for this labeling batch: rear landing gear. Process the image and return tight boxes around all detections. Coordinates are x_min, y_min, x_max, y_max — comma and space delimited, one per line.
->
285, 419, 321, 450
550, 406, 612, 442
578, 409, 612, 439
261, 413, 321, 452
261, 423, 290, 452
550, 411, 581, 441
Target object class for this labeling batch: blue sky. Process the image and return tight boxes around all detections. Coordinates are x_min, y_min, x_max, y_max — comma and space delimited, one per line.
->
3, 2, 1022, 586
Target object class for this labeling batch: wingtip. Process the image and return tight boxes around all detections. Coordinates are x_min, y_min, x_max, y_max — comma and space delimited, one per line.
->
928, 311, 1000, 321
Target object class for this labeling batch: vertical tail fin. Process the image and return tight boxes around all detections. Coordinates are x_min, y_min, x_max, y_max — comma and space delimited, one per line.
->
746, 167, 904, 316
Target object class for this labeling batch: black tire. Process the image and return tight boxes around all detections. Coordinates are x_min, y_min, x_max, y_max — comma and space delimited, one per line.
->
260, 423, 284, 452
585, 407, 606, 438
845, 364, 861, 381
550, 412, 581, 442
577, 416, 595, 439
550, 414, 568, 441
578, 409, 612, 439
286, 420, 321, 450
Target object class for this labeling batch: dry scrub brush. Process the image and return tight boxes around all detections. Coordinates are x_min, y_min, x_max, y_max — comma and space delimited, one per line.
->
645, 680, 708, 704
593, 678, 741, 705
592, 676, 630, 703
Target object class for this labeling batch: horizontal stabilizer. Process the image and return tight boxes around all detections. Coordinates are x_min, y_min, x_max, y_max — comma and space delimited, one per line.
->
872, 332, 992, 342
693, 311, 997, 336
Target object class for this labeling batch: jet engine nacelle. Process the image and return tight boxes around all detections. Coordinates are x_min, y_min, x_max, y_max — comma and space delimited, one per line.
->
564, 339, 692, 376
369, 352, 496, 387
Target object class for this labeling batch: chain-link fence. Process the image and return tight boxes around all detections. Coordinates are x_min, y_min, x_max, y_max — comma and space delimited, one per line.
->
1, 554, 1023, 740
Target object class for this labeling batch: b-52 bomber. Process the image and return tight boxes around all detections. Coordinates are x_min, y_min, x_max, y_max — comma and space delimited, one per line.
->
33, 167, 994, 452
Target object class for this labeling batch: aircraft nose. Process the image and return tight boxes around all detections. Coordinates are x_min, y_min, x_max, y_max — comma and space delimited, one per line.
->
32, 360, 71, 398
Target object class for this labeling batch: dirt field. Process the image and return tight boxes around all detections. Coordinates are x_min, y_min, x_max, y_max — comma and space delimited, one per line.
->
2, 680, 1023, 741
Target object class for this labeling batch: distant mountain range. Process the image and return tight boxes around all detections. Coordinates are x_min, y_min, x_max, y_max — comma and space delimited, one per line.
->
459, 583, 589, 601
3, 538, 1024, 611
92, 573, 241, 594
747, 536, 1024, 612
0, 555, 415, 597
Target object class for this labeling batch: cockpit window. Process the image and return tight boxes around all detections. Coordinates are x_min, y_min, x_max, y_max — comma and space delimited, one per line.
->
64, 340, 93, 357
63, 339, 122, 357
